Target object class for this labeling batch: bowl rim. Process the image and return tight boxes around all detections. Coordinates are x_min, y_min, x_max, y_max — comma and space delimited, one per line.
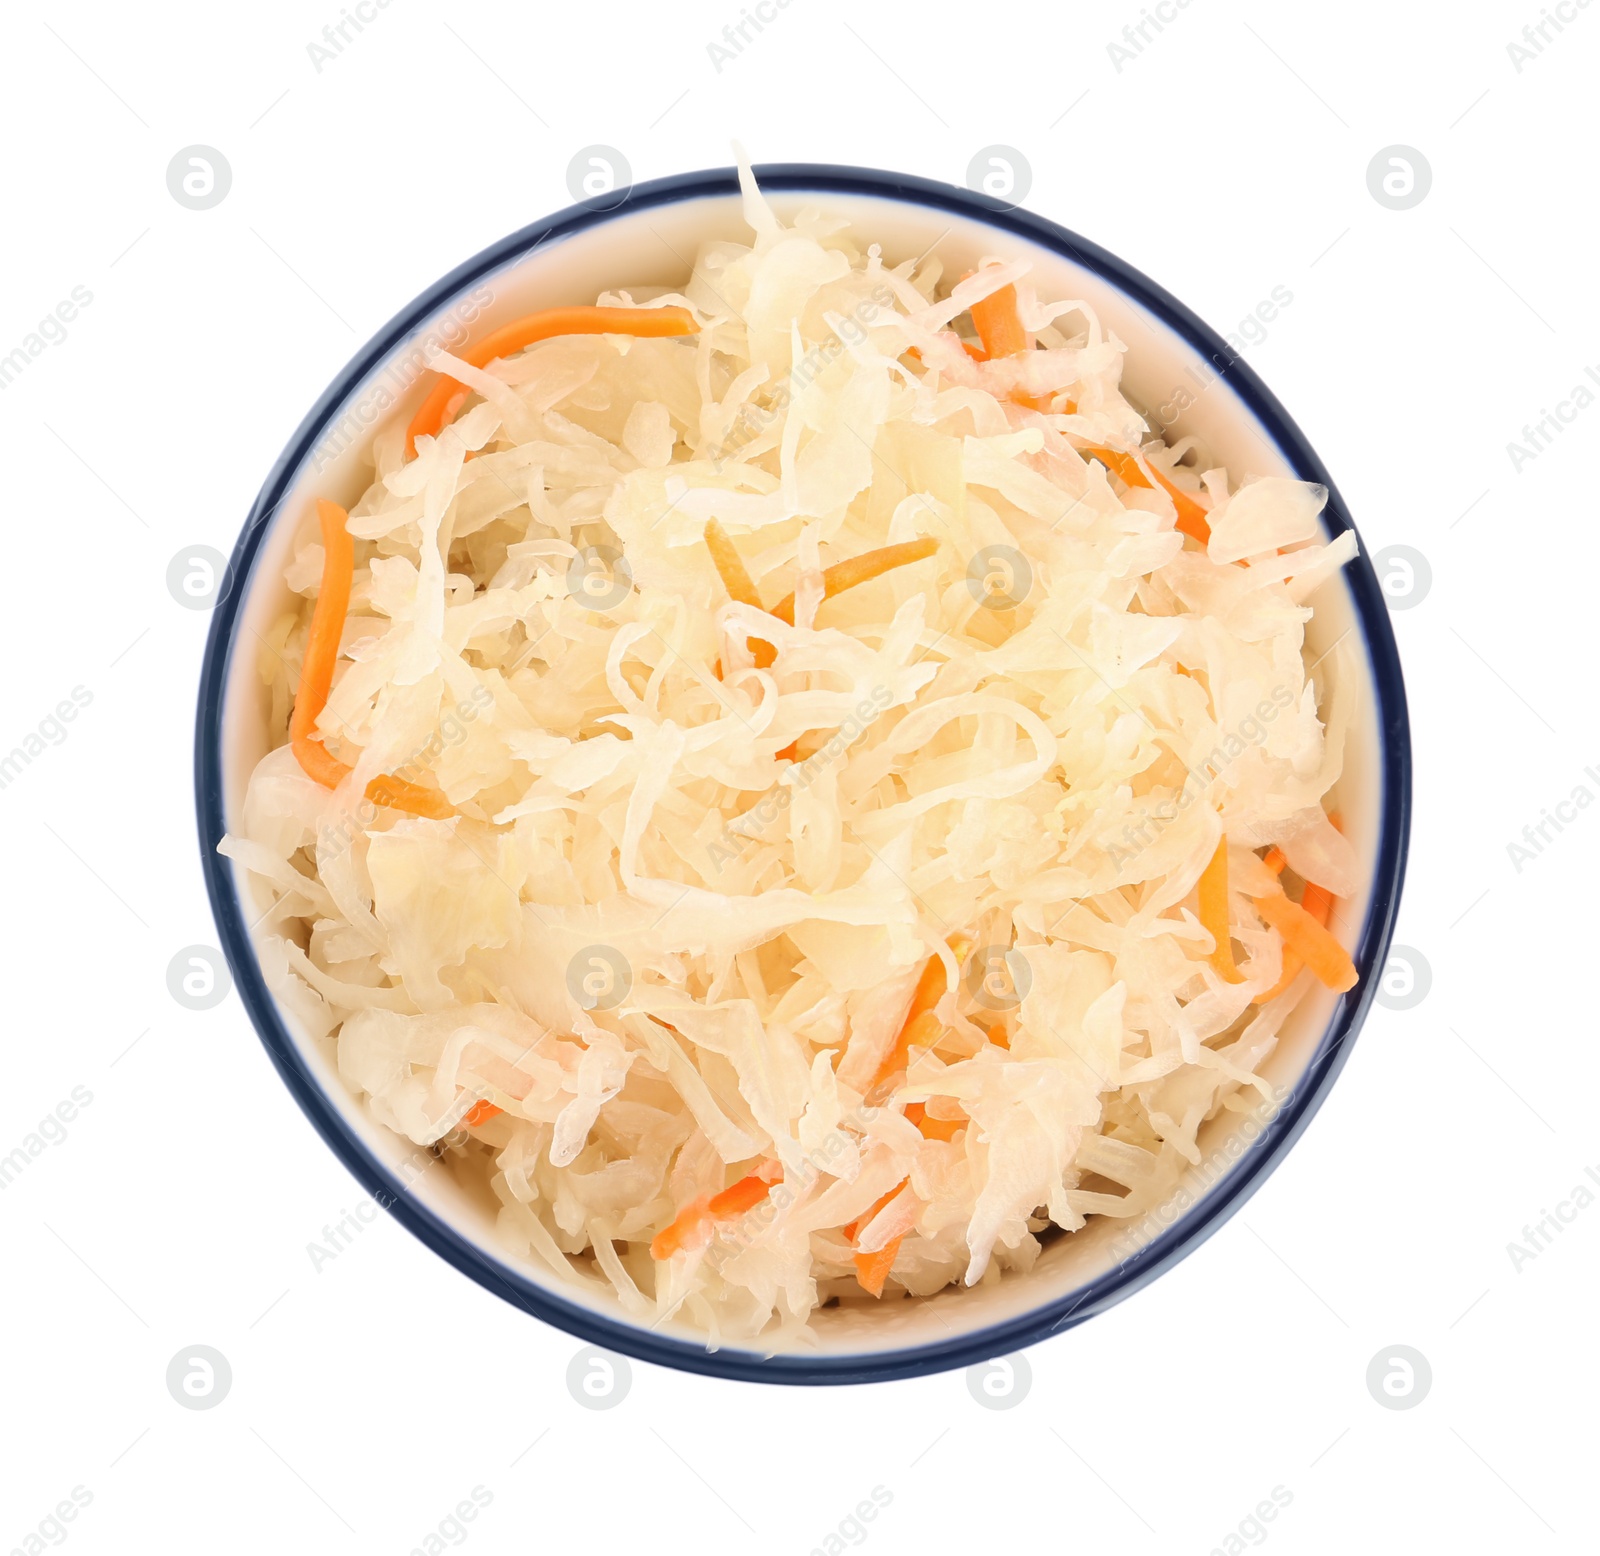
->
195, 161, 1411, 1385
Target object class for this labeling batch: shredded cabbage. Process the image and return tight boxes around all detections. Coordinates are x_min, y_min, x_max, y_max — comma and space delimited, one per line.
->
223, 165, 1358, 1343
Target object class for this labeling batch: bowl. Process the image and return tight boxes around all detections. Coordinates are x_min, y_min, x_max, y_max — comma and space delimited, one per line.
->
196, 163, 1411, 1384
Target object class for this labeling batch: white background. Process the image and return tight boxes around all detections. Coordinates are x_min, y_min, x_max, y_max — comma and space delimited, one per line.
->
2, 0, 1593, 1551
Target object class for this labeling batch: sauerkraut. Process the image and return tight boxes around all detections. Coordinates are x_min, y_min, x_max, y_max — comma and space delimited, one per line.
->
223, 165, 1362, 1345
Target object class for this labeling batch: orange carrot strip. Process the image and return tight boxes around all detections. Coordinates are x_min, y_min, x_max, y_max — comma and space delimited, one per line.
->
772, 538, 939, 627
651, 1167, 779, 1258
1198, 836, 1243, 983
703, 519, 762, 610
289, 500, 355, 772
854, 1237, 903, 1297
1144, 461, 1212, 544
917, 1109, 966, 1143
988, 1020, 1010, 1050
1082, 446, 1210, 544
707, 1173, 771, 1219
649, 1196, 712, 1261
1255, 879, 1333, 1003
464, 1100, 502, 1129
1253, 885, 1356, 993
1082, 444, 1148, 490
1263, 846, 1289, 875
846, 1180, 912, 1297
876, 1009, 942, 1089
290, 501, 453, 819
705, 519, 776, 669
405, 305, 698, 457
970, 282, 1028, 359
843, 1181, 906, 1243
903, 1100, 964, 1141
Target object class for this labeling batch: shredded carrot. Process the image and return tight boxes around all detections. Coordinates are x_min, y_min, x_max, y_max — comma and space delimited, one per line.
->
988, 1020, 1010, 1050
855, 1238, 903, 1298
288, 500, 353, 776
1256, 880, 1335, 1001
843, 1180, 909, 1296
707, 1173, 771, 1219
1263, 846, 1288, 875
915, 1108, 965, 1143
970, 282, 1028, 360
775, 741, 799, 762
651, 1167, 776, 1259
1253, 884, 1356, 993
704, 519, 776, 669
703, 519, 762, 610
1081, 446, 1211, 544
405, 304, 698, 457
1198, 836, 1243, 983
872, 968, 949, 1090
771, 538, 939, 627
464, 1100, 502, 1129
290, 501, 454, 819
1144, 461, 1212, 544
649, 1196, 712, 1261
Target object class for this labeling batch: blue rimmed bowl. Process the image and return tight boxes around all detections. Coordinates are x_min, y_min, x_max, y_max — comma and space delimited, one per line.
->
196, 164, 1410, 1384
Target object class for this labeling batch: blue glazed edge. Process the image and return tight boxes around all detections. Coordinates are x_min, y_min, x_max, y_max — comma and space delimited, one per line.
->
196, 163, 1411, 1386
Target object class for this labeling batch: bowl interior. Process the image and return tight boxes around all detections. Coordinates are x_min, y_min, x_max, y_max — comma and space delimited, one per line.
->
208, 175, 1394, 1374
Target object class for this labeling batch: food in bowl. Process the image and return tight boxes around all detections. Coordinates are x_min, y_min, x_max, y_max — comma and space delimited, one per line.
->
222, 167, 1362, 1344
